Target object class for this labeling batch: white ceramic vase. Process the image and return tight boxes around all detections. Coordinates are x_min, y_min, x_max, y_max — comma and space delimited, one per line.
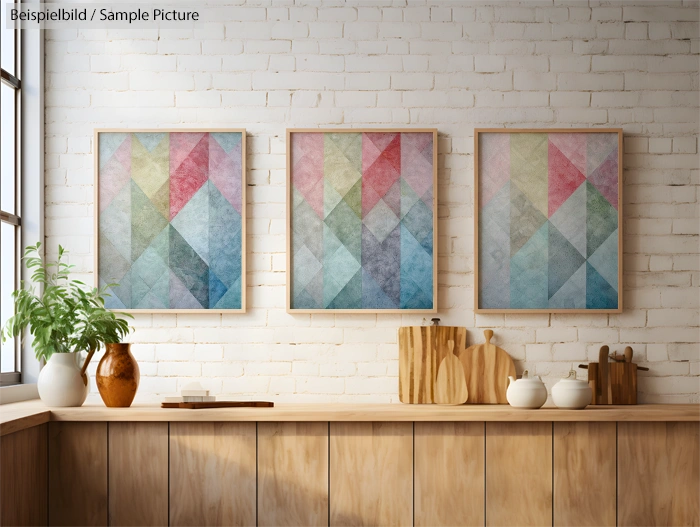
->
37, 353, 89, 407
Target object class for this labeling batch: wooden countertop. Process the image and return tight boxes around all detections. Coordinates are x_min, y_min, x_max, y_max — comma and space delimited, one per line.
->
1, 400, 698, 435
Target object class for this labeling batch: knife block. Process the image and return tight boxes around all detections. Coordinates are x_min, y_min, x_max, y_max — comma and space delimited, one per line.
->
587, 362, 638, 405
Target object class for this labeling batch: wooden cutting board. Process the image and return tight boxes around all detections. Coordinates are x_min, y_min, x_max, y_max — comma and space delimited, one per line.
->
458, 329, 515, 404
161, 401, 274, 409
434, 341, 469, 405
398, 325, 468, 404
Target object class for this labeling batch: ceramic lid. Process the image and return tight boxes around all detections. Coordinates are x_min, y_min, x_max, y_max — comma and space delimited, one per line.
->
518, 370, 544, 383
557, 370, 589, 386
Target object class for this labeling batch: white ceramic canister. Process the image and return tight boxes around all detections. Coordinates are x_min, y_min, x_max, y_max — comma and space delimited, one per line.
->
551, 370, 592, 410
506, 370, 548, 409
37, 352, 89, 407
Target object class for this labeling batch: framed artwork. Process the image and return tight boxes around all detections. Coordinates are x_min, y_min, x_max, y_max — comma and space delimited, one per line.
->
95, 129, 246, 312
475, 128, 623, 313
287, 129, 437, 313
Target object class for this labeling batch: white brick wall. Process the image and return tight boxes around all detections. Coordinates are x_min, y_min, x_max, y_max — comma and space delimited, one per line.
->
44, 0, 700, 404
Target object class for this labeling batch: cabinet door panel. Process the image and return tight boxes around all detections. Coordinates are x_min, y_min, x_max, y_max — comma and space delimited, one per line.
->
330, 422, 412, 527
553, 422, 616, 527
619, 422, 700, 527
0, 424, 48, 526
258, 422, 329, 527
49, 422, 108, 526
486, 422, 552, 527
415, 422, 484, 527
170, 422, 256, 527
109, 422, 168, 526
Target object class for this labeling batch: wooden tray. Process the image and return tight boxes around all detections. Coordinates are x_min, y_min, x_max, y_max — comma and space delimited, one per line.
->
161, 401, 274, 409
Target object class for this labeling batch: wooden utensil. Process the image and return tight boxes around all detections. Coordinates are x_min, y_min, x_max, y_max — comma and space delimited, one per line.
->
398, 325, 468, 404
458, 329, 515, 404
434, 341, 469, 405
598, 345, 611, 404
161, 401, 274, 409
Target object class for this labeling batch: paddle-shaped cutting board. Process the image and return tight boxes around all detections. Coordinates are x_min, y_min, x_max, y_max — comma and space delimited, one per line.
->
458, 329, 515, 404
434, 341, 469, 405
399, 326, 468, 404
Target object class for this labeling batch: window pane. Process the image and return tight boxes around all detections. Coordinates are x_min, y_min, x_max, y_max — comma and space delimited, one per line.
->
0, 4, 15, 76
1, 222, 16, 373
1, 83, 15, 214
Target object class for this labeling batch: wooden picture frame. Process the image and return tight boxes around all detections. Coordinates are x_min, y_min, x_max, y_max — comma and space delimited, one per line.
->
287, 128, 438, 314
94, 129, 247, 313
474, 128, 623, 314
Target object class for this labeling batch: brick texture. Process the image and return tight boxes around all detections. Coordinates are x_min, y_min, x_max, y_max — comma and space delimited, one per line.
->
44, 0, 700, 403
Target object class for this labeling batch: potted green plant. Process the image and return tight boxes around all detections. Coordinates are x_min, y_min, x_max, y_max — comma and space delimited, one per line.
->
1, 243, 132, 407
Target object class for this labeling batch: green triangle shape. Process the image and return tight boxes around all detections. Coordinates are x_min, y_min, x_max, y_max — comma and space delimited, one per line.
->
151, 180, 170, 221
344, 177, 362, 219
131, 181, 168, 263
548, 222, 586, 300
327, 269, 362, 309
586, 181, 618, 258
324, 199, 362, 262
510, 183, 547, 256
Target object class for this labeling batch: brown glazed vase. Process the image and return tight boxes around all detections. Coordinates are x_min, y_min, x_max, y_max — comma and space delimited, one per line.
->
96, 343, 140, 407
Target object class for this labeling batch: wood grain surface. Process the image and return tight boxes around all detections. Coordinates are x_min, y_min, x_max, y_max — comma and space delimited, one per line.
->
399, 325, 468, 404
3, 400, 698, 426
618, 421, 700, 526
434, 341, 469, 405
170, 422, 256, 526
414, 422, 485, 527
0, 424, 47, 526
486, 422, 552, 527
49, 422, 108, 526
258, 422, 329, 527
459, 330, 516, 404
108, 422, 168, 526
554, 422, 616, 527
330, 421, 413, 526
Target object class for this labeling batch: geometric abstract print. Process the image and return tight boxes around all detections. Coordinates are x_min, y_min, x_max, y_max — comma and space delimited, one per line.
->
478, 131, 620, 310
289, 131, 435, 311
97, 131, 244, 310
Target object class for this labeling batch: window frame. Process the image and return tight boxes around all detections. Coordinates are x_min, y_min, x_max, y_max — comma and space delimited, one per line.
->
1, 11, 22, 386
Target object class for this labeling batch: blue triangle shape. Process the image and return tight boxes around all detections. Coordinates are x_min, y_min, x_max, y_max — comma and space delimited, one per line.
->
361, 269, 397, 309
209, 270, 228, 307
586, 262, 618, 309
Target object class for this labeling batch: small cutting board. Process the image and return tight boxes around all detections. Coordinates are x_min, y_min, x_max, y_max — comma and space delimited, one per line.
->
399, 325, 468, 404
458, 329, 515, 404
434, 341, 468, 405
161, 401, 274, 409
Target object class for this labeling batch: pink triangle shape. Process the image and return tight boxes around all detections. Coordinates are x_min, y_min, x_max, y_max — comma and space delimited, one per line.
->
209, 135, 242, 214
169, 134, 209, 221
588, 149, 619, 210
479, 133, 510, 209
170, 132, 206, 174
549, 141, 586, 217
549, 133, 586, 175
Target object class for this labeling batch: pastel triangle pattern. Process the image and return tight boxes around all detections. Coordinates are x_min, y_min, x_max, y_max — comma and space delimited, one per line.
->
290, 131, 435, 310
97, 132, 244, 309
479, 132, 619, 310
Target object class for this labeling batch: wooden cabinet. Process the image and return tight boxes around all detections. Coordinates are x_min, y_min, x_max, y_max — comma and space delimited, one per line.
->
108, 422, 169, 526
618, 421, 700, 527
3, 416, 699, 527
414, 422, 484, 527
170, 422, 257, 527
553, 422, 616, 527
486, 422, 552, 527
330, 422, 413, 526
48, 422, 108, 526
0, 424, 47, 526
258, 422, 329, 527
